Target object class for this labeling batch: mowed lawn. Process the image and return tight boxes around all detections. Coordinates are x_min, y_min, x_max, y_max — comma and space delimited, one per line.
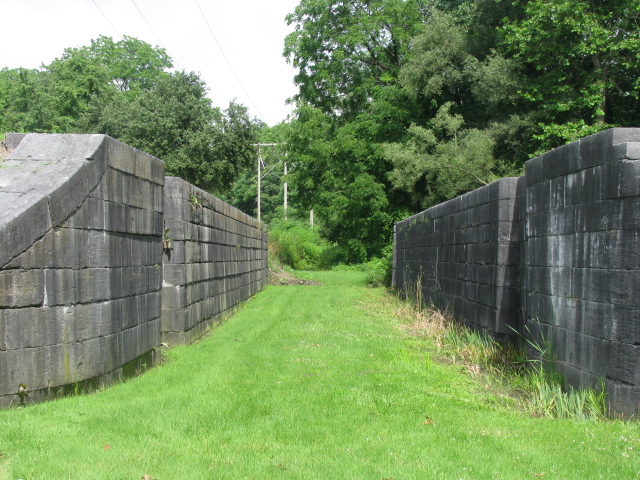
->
0, 271, 638, 480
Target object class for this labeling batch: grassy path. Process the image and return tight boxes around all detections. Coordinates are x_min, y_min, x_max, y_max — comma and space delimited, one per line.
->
1, 271, 638, 479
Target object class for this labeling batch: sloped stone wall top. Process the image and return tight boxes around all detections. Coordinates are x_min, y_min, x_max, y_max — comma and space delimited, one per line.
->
0, 134, 109, 268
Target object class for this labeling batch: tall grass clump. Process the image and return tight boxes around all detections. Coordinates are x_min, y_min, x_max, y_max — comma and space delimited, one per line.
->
529, 379, 608, 421
395, 271, 518, 374
395, 274, 609, 421
521, 323, 608, 421
268, 218, 328, 269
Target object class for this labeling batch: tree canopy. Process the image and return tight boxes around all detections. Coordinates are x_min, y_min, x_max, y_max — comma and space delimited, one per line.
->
284, 0, 429, 118
502, 0, 640, 150
0, 35, 260, 195
281, 0, 640, 263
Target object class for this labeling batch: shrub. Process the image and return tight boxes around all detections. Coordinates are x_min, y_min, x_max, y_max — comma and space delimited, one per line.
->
268, 219, 328, 269
360, 244, 393, 287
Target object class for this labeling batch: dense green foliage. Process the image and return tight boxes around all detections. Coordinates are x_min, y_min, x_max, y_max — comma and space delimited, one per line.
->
283, 0, 425, 262
282, 0, 640, 262
502, 0, 640, 150
1, 272, 638, 479
0, 35, 260, 195
268, 218, 328, 269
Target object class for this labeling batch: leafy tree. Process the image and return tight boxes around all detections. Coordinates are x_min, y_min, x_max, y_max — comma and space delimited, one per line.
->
77, 35, 173, 93
0, 35, 171, 134
283, 0, 433, 262
94, 71, 260, 194
0, 67, 63, 132
45, 48, 113, 127
285, 104, 399, 262
385, 104, 500, 207
54, 35, 173, 131
385, 9, 529, 207
284, 0, 429, 118
502, 0, 640, 151
47, 35, 172, 97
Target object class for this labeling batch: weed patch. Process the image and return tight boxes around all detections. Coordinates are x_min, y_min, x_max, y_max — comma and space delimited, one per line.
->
391, 286, 611, 422
268, 219, 328, 269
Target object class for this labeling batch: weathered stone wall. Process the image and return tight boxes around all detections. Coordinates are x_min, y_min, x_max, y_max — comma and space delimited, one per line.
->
393, 128, 640, 416
521, 128, 640, 416
161, 177, 268, 345
0, 134, 164, 407
0, 134, 268, 409
393, 177, 521, 339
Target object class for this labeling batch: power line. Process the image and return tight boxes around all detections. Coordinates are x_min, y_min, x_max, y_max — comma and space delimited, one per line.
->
130, 0, 181, 70
193, 0, 267, 124
91, 0, 122, 39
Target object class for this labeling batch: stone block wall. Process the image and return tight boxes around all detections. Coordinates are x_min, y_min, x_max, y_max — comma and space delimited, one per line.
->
161, 177, 268, 345
521, 128, 640, 416
0, 134, 268, 409
0, 134, 164, 408
393, 128, 640, 416
393, 177, 521, 338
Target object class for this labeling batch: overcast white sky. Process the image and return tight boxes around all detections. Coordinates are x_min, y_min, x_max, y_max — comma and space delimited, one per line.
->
1, 0, 301, 126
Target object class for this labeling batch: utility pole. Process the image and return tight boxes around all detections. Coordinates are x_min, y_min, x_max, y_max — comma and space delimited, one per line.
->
257, 144, 262, 222
283, 161, 288, 220
251, 143, 278, 223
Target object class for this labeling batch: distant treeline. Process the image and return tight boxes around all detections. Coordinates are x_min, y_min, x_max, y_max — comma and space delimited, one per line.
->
0, 35, 262, 195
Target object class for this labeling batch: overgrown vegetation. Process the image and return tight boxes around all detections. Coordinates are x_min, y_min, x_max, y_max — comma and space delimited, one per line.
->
268, 219, 328, 270
329, 246, 394, 287
267, 216, 395, 287
395, 274, 610, 422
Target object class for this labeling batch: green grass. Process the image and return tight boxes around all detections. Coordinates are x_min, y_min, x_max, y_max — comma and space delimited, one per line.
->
1, 270, 639, 479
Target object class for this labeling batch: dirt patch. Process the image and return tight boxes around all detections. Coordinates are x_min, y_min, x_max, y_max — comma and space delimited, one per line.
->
268, 267, 322, 286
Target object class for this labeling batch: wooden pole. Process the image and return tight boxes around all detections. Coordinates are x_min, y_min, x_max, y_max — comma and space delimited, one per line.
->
250, 143, 280, 224
257, 145, 261, 223
284, 161, 288, 220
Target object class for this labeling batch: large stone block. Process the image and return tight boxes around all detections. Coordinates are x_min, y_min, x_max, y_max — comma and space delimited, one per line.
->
0, 192, 52, 268
0, 269, 45, 307
2, 346, 51, 391
104, 137, 164, 185
162, 285, 188, 309
163, 263, 186, 286
609, 383, 640, 418
7, 227, 89, 270
161, 307, 187, 332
